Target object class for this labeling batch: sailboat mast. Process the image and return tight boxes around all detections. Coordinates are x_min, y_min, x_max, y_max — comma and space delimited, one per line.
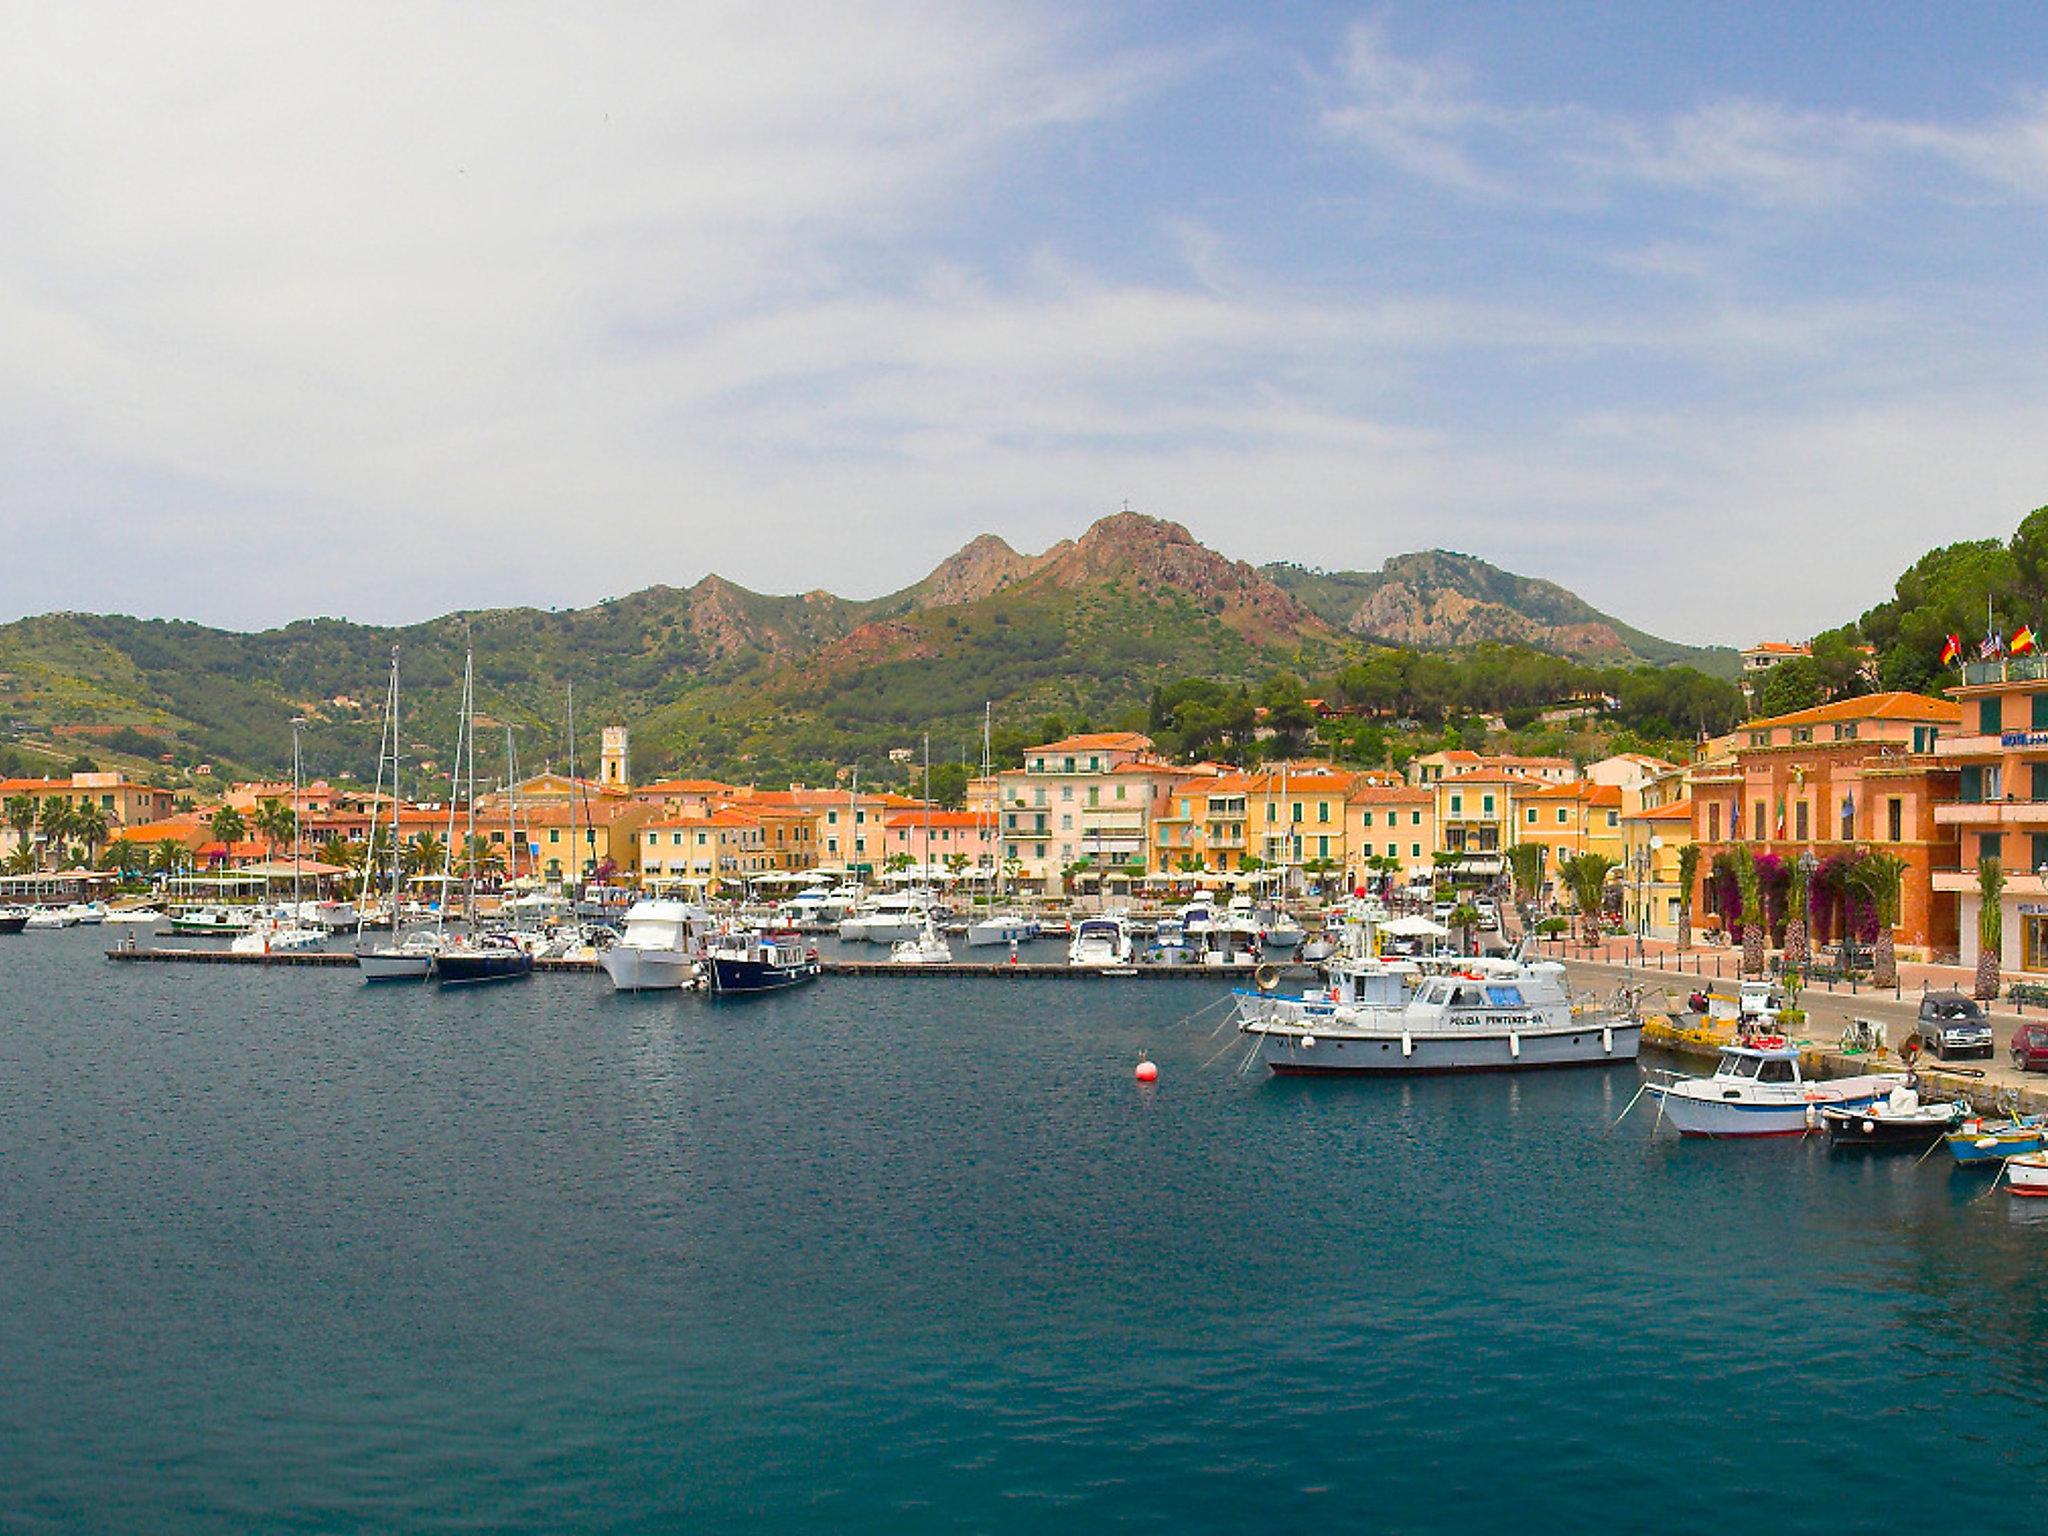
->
389, 646, 403, 930
290, 715, 304, 911
922, 733, 931, 886
463, 646, 477, 924
566, 682, 578, 898
505, 725, 518, 894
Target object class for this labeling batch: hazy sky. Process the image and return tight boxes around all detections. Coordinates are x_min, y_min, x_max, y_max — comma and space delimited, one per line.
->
5, 2, 2048, 645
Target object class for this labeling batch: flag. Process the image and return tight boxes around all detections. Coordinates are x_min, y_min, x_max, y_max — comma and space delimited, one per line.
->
1941, 633, 1963, 666
1981, 630, 2004, 661
2014, 624, 2038, 657
1774, 797, 1786, 840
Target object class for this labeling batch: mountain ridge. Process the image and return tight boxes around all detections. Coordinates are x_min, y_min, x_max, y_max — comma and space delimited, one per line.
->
0, 514, 1724, 783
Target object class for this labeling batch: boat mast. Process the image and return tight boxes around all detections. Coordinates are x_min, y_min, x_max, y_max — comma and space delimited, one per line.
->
504, 724, 519, 901
566, 681, 578, 901
359, 645, 397, 939
290, 715, 305, 914
982, 701, 995, 900
388, 646, 403, 935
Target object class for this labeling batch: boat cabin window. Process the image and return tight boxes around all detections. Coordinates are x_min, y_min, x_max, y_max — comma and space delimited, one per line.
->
1757, 1059, 1796, 1083
1418, 980, 1451, 1006
1482, 986, 1524, 1008
1719, 1053, 1763, 1079
1450, 985, 1485, 1009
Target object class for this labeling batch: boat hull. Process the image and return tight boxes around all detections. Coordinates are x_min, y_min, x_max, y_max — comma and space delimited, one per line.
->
1948, 1125, 2045, 1164
356, 947, 436, 982
600, 946, 698, 992
1650, 1085, 1893, 1138
1820, 1110, 1953, 1148
0, 913, 26, 935
436, 950, 535, 986
2008, 1155, 2048, 1196
1259, 1022, 1641, 1075
707, 954, 821, 995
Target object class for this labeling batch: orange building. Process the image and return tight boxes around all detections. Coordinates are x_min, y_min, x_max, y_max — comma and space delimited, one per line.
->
1687, 692, 1960, 958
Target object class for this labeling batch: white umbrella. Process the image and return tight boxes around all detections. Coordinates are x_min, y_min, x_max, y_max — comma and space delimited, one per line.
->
1382, 913, 1451, 938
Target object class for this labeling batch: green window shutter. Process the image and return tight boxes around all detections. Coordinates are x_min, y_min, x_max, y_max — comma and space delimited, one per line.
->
2032, 693, 2048, 731
2031, 833, 2048, 871
1981, 697, 2003, 735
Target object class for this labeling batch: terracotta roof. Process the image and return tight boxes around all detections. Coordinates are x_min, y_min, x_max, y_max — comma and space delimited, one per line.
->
1745, 641, 1811, 655
1742, 691, 1961, 732
637, 778, 739, 795
1031, 732, 1154, 754
1625, 800, 1695, 822
1527, 781, 1622, 806
883, 811, 989, 830
1438, 769, 1547, 787
1346, 785, 1431, 805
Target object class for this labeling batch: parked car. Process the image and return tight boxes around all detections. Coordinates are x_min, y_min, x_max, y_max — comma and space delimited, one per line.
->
1918, 990, 1994, 1060
2012, 1022, 2048, 1073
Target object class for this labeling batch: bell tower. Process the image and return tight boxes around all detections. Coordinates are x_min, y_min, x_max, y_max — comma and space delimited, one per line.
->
600, 726, 630, 789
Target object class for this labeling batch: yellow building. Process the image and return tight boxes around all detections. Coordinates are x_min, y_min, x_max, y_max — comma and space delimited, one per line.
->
1346, 785, 1435, 882
1619, 800, 1695, 942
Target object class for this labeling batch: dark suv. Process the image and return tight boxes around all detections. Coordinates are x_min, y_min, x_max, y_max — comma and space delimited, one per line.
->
1919, 991, 1994, 1060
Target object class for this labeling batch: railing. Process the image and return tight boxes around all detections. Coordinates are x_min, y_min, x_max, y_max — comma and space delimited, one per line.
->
1964, 657, 2048, 685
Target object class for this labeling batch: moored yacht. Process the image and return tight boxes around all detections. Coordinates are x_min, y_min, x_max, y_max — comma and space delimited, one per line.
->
0, 906, 29, 935
840, 890, 937, 944
230, 917, 326, 954
1067, 914, 1134, 968
436, 930, 535, 986
889, 916, 952, 964
707, 931, 822, 995
967, 911, 1039, 947
357, 928, 444, 982
600, 899, 715, 992
1239, 956, 1637, 1075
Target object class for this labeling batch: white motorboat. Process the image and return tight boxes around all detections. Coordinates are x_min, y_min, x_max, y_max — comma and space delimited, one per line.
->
63, 901, 108, 925
1239, 956, 1638, 1075
600, 899, 715, 991
1644, 1045, 1907, 1137
2007, 1151, 2048, 1197
840, 890, 937, 944
889, 918, 953, 964
967, 911, 1040, 947
1256, 904, 1305, 955
23, 907, 75, 930
104, 906, 165, 925
1067, 914, 1134, 968
231, 919, 326, 954
168, 904, 256, 935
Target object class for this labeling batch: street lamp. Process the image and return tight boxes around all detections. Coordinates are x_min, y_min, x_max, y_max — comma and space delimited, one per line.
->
1797, 846, 1819, 978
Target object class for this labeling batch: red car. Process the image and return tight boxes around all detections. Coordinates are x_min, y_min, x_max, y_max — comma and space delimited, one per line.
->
2012, 1023, 2048, 1073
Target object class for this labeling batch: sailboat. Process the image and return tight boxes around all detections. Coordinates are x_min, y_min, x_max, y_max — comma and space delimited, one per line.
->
438, 673, 535, 987
357, 646, 440, 981
233, 715, 325, 954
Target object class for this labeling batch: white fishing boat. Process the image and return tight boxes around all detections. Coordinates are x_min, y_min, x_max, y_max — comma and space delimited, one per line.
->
601, 899, 715, 991
1239, 955, 1638, 1075
1643, 1045, 1907, 1138
889, 917, 952, 964
1067, 914, 1133, 968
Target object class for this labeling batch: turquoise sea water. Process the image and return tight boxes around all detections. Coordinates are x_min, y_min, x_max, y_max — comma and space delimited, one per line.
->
3, 927, 2046, 1532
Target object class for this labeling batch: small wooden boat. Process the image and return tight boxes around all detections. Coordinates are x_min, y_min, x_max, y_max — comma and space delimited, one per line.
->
2005, 1151, 2048, 1197
1946, 1114, 2045, 1166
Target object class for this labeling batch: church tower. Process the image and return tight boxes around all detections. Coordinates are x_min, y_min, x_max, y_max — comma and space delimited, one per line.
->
600, 726, 630, 789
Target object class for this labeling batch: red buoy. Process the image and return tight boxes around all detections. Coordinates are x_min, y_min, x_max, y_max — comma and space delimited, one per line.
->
1135, 1058, 1158, 1083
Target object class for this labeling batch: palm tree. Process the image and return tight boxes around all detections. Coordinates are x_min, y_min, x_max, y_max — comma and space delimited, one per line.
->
208, 805, 246, 864
318, 834, 358, 872
1849, 851, 1908, 989
4, 793, 36, 865
1447, 900, 1482, 956
1, 844, 34, 876
1730, 843, 1766, 977
68, 801, 108, 867
1505, 843, 1546, 923
1559, 852, 1618, 946
1675, 843, 1701, 951
405, 832, 448, 878
1975, 855, 2005, 1002
39, 798, 73, 869
250, 796, 294, 857
458, 834, 499, 880
1783, 855, 1812, 972
149, 839, 186, 880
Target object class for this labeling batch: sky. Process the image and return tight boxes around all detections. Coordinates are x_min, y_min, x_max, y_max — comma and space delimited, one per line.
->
4, 1, 2048, 646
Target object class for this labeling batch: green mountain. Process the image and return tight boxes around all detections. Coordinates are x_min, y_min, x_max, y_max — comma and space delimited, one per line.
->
0, 514, 1338, 789
0, 515, 1729, 787
1264, 551, 1739, 676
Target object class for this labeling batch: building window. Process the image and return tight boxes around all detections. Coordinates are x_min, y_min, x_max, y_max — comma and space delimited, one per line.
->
1525, 808, 1536, 824
1363, 811, 1376, 827
1833, 724, 1857, 741
1792, 727, 1813, 744
1982, 833, 2002, 865
1411, 843, 1422, 858
1317, 801, 1330, 824
1840, 796, 1854, 841
1481, 794, 1494, 816
1411, 812, 1422, 826
2032, 833, 2048, 873
1754, 802, 1766, 840
1450, 795, 1463, 817
1794, 801, 1809, 841
1606, 811, 1619, 829
1749, 731, 1770, 747
1557, 809, 1569, 825
1981, 697, 2003, 735
1708, 804, 1721, 842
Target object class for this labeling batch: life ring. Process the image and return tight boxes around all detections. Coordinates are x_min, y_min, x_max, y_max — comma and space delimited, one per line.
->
1254, 963, 1280, 992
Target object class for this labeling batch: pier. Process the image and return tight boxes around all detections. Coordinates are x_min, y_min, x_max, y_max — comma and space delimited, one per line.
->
103, 946, 1286, 980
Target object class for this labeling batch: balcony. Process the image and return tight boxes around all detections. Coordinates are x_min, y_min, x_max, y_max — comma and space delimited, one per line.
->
1935, 869, 2048, 896
1962, 657, 2048, 687
1935, 799, 2048, 826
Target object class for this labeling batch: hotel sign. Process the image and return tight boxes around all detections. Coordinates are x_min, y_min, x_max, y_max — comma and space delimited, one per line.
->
2001, 732, 2048, 746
